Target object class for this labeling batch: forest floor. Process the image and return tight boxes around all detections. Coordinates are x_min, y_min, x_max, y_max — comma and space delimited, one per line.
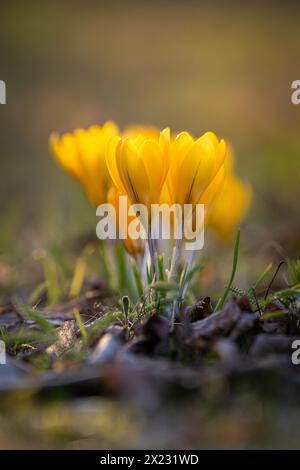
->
1, 270, 300, 449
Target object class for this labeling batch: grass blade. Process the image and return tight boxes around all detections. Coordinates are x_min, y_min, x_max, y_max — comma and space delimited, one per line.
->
43, 257, 61, 306
88, 311, 122, 337
115, 241, 128, 294
158, 254, 165, 281
28, 280, 47, 305
251, 262, 273, 290
287, 259, 300, 285
131, 259, 144, 298
181, 262, 204, 290
69, 256, 87, 299
214, 229, 240, 312
151, 281, 178, 293
73, 308, 88, 343
122, 295, 130, 319
16, 301, 57, 335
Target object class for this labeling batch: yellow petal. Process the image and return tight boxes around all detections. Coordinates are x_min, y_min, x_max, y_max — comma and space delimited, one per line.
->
106, 135, 125, 194
121, 139, 151, 207
189, 136, 227, 204
118, 139, 150, 208
140, 140, 165, 204
167, 131, 194, 204
201, 163, 226, 221
209, 172, 252, 240
50, 132, 83, 182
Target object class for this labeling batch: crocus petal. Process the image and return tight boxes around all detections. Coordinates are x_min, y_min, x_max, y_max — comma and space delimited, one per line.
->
117, 139, 150, 208
50, 133, 82, 181
140, 140, 165, 204
189, 135, 227, 204
106, 135, 125, 194
167, 131, 194, 204
50, 121, 119, 207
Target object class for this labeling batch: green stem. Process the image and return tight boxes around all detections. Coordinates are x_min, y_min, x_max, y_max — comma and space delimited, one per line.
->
147, 226, 159, 281
169, 224, 183, 281
131, 258, 144, 298
181, 249, 196, 298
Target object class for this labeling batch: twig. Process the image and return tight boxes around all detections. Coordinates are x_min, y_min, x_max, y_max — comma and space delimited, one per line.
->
264, 260, 285, 300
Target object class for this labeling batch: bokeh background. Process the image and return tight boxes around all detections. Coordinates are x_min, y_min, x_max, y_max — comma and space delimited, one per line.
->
0, 0, 299, 306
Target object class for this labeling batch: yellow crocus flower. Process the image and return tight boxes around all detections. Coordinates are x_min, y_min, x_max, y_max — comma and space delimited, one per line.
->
209, 150, 252, 240
50, 121, 119, 206
158, 131, 228, 245
106, 128, 171, 219
165, 131, 227, 208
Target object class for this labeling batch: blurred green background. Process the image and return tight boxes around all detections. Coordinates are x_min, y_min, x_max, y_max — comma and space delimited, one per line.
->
0, 0, 299, 294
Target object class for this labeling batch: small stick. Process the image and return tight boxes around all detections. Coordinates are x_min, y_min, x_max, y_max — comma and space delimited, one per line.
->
264, 261, 285, 300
